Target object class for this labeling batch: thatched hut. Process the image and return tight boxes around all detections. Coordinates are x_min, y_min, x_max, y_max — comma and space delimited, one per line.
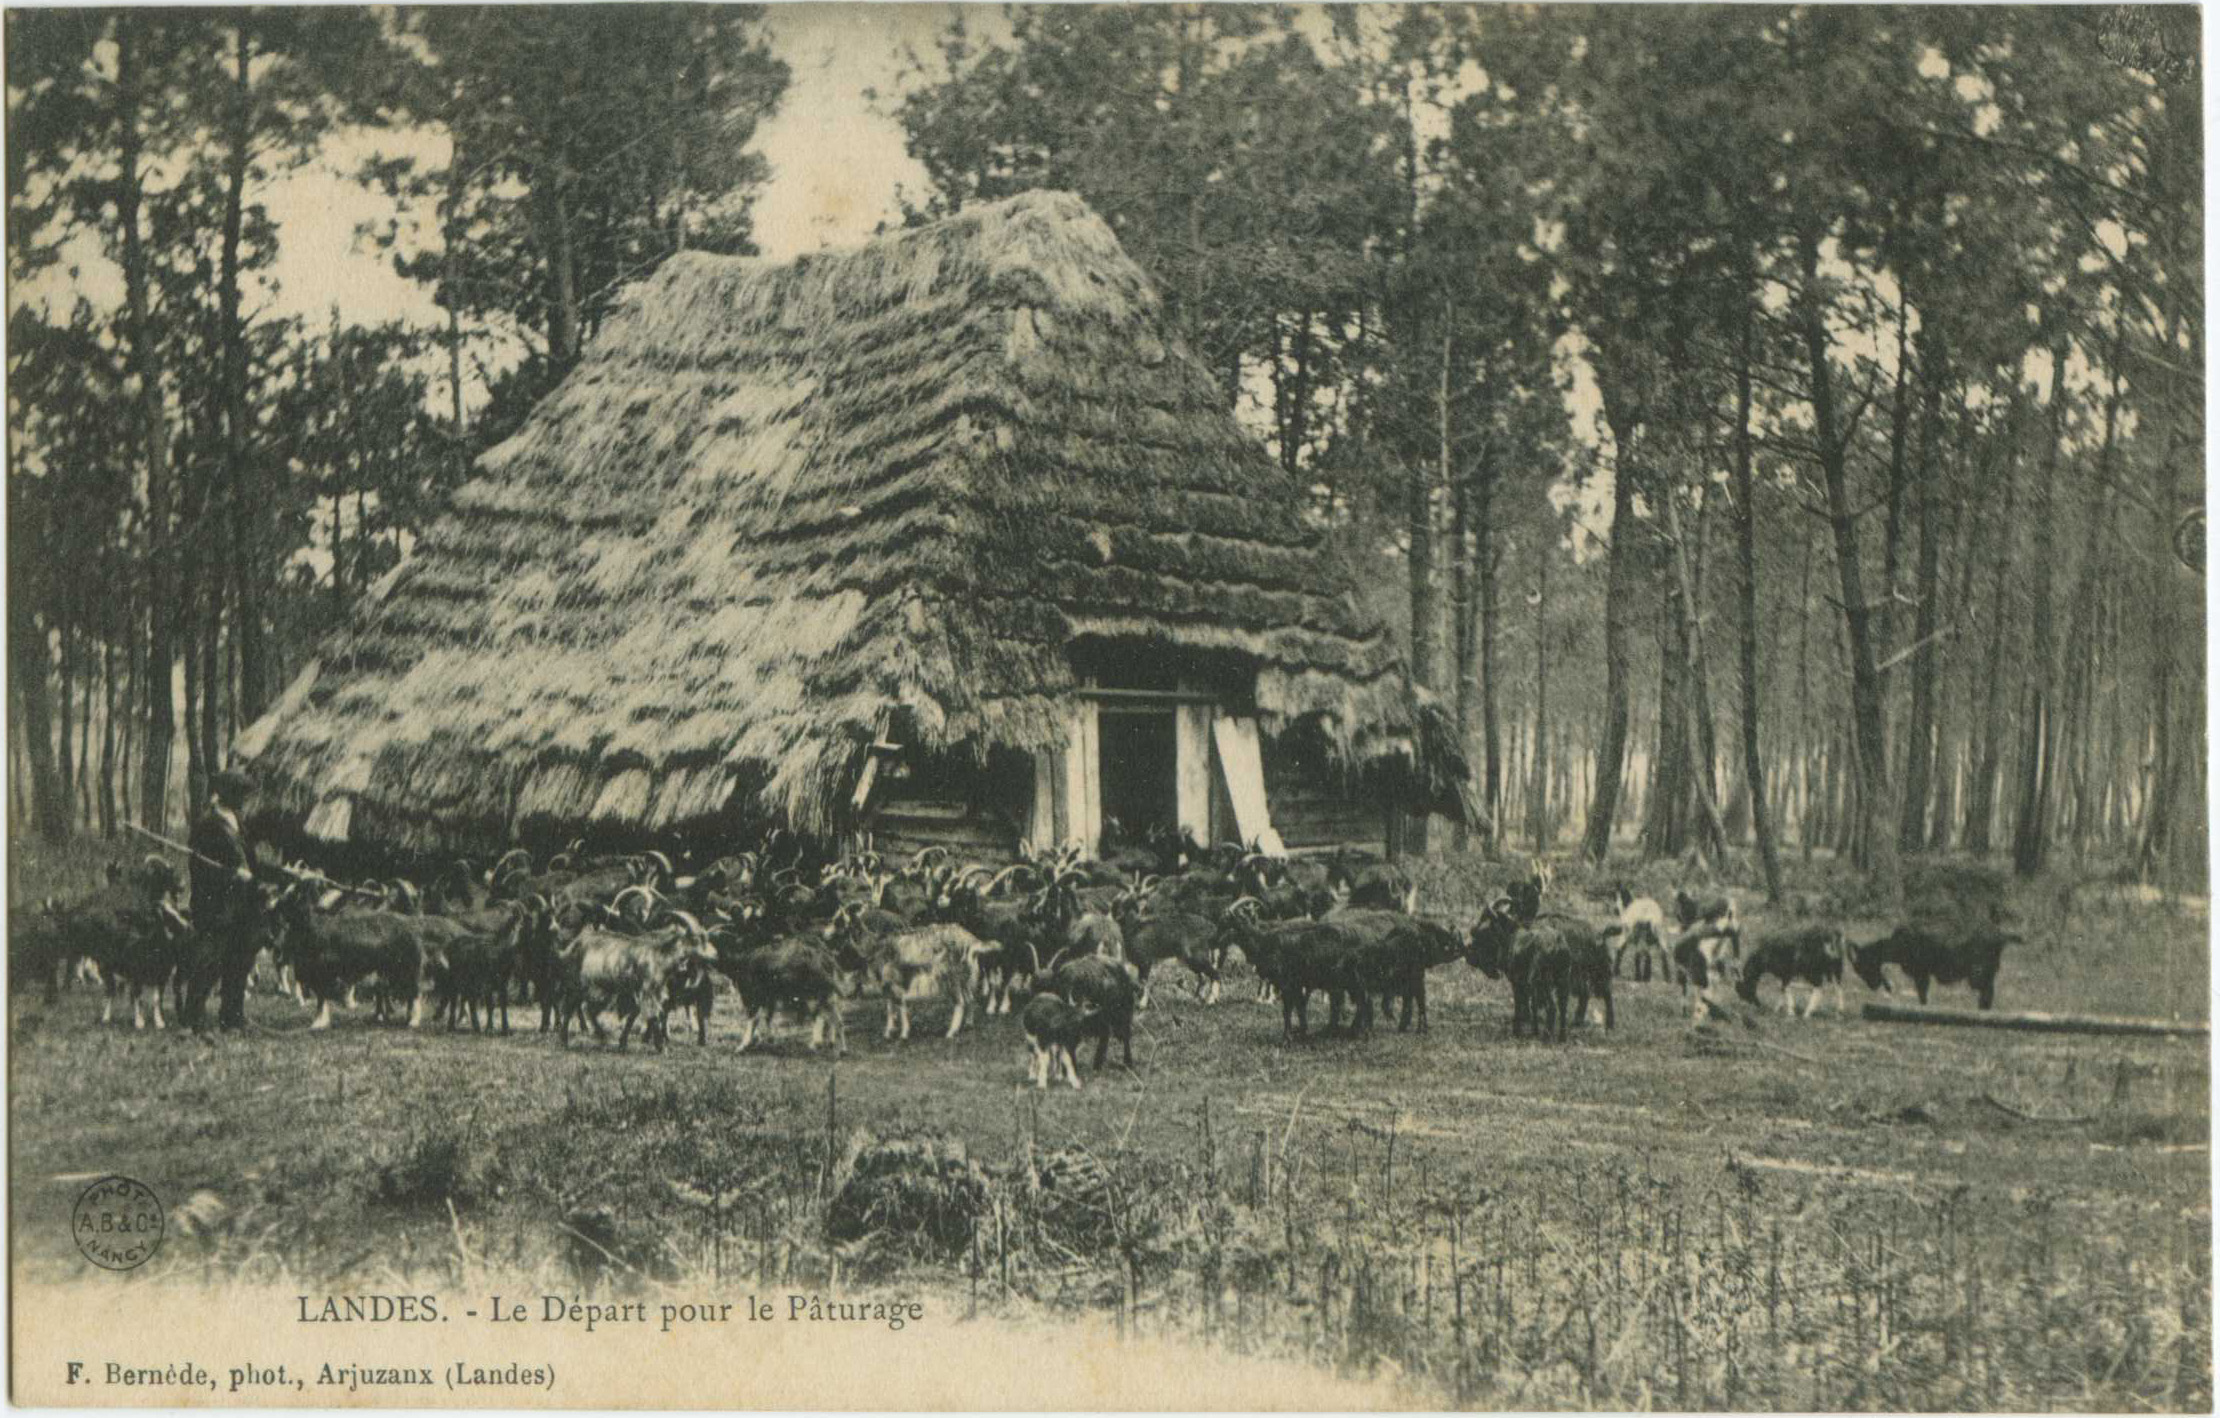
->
237, 191, 1471, 861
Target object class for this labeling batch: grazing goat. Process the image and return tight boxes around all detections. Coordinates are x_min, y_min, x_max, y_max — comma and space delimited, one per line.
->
1735, 926, 1848, 1017
1029, 952, 1139, 1072
1673, 888, 1738, 932
1019, 994, 1095, 1090
1850, 925, 2014, 1009
1670, 923, 1744, 1023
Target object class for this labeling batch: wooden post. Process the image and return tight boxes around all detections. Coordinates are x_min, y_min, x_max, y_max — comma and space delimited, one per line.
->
1175, 693, 1214, 844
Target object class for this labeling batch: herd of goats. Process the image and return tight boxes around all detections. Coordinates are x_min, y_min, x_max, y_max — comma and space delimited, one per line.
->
23, 826, 2019, 1089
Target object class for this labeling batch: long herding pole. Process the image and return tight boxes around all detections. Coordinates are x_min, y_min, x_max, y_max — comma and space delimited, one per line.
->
126, 822, 381, 898
126, 821, 228, 873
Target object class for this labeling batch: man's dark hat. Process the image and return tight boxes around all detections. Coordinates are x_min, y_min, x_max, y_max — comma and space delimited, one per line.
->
211, 769, 253, 804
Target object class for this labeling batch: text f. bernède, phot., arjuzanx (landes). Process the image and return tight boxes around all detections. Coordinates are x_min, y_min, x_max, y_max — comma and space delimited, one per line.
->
296, 1292, 931, 1333
73, 1359, 553, 1396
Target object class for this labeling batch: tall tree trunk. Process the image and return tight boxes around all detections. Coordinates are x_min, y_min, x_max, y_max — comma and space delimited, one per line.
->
1929, 429, 1978, 851
2011, 340, 2069, 877
1796, 224, 1899, 904
8, 610, 66, 843
1528, 531, 1551, 854
1644, 599, 1690, 857
1476, 442, 1501, 853
1792, 525, 1816, 855
120, 601, 139, 831
546, 182, 582, 371
57, 605, 77, 823
1965, 397, 2022, 855
1897, 334, 1947, 852
2136, 297, 2201, 886
99, 633, 119, 837
183, 573, 205, 811
76, 628, 96, 828
221, 22, 268, 732
1451, 442, 1476, 852
1582, 415, 1639, 864
1660, 483, 1731, 862
1733, 290, 1784, 900
2063, 332, 2128, 855
120, 18, 177, 836
1877, 302, 1913, 661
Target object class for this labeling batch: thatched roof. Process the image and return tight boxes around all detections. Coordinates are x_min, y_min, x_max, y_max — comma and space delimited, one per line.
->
238, 191, 1464, 849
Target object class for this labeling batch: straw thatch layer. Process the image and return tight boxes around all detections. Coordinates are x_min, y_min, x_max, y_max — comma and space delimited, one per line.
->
239, 191, 1455, 848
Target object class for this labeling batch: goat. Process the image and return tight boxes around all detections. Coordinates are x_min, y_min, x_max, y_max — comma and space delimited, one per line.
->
845, 913, 995, 1041
1850, 925, 2014, 1010
1216, 900, 1383, 1038
1608, 886, 1673, 982
1465, 897, 1583, 1042
1327, 848, 1418, 913
1110, 882, 1220, 1006
1019, 994, 1096, 1090
721, 938, 853, 1054
938, 864, 1054, 1014
1362, 915, 1468, 1033
552, 921, 719, 1052
425, 899, 554, 1034
1670, 923, 1745, 1023
1673, 887, 1738, 933
1735, 925, 1848, 1017
1028, 950, 1139, 1071
43, 858, 192, 1028
266, 883, 481, 1030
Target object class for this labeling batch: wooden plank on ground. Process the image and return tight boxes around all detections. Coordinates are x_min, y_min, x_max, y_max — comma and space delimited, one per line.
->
1862, 1001, 2210, 1039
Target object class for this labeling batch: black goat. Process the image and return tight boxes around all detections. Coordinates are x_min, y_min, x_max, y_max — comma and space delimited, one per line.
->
1851, 925, 2014, 1009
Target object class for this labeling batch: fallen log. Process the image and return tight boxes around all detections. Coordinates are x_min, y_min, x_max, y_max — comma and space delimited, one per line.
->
1862, 1002, 2209, 1040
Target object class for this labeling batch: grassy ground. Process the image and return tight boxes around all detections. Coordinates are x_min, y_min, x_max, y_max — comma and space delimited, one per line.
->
9, 835, 2212, 1409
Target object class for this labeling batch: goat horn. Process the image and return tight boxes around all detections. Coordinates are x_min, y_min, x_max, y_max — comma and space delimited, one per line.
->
610, 884, 660, 918
666, 909, 707, 940
491, 848, 533, 878
642, 850, 673, 877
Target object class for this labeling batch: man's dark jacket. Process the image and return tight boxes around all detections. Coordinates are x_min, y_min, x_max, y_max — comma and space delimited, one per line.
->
188, 805, 255, 920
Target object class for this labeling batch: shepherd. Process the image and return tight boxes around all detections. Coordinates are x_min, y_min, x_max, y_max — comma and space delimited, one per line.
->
177, 769, 264, 1032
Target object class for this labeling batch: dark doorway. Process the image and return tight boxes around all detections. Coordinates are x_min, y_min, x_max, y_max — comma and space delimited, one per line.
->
1099, 709, 1177, 843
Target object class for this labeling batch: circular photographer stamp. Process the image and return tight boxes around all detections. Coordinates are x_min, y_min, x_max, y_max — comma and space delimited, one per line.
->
74, 1175, 165, 1271
2173, 509, 2204, 575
